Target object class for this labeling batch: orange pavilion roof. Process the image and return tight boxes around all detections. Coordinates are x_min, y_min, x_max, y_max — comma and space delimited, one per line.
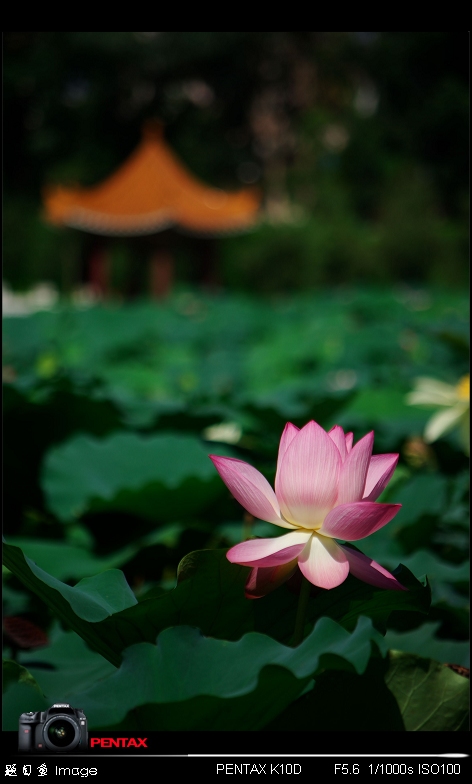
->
42, 121, 261, 236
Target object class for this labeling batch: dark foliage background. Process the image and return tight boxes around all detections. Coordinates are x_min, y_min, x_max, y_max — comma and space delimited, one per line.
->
3, 32, 469, 292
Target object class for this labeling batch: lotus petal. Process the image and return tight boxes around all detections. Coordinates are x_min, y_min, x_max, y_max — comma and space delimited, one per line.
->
424, 403, 468, 443
244, 560, 298, 599
345, 431, 354, 452
276, 421, 341, 528
320, 501, 401, 541
209, 455, 296, 529
226, 530, 311, 567
407, 378, 459, 406
298, 533, 349, 589
336, 431, 374, 505
328, 425, 347, 462
341, 545, 407, 591
363, 454, 399, 501
275, 422, 300, 491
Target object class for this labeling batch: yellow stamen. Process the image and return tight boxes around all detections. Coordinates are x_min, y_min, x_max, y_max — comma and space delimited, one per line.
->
456, 375, 470, 401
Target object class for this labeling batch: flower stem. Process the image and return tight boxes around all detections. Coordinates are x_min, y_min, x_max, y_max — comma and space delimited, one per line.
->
291, 575, 311, 647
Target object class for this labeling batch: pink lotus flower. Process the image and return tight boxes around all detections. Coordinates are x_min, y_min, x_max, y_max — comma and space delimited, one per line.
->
210, 421, 406, 598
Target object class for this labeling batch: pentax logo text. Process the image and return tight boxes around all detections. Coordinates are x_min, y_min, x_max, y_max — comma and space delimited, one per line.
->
89, 737, 148, 749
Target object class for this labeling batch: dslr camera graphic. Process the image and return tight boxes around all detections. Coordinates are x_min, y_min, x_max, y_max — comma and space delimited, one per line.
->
19, 704, 88, 752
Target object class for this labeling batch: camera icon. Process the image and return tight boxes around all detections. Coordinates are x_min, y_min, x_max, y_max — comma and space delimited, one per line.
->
19, 704, 88, 752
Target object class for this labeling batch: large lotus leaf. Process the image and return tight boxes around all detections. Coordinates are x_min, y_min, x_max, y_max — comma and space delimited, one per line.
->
18, 627, 116, 699
3, 542, 137, 666
3, 660, 45, 697
364, 544, 469, 582
384, 623, 469, 668
5, 524, 185, 581
263, 655, 405, 731
384, 651, 469, 731
359, 542, 469, 608
3, 382, 125, 529
174, 548, 429, 649
385, 552, 469, 610
4, 543, 430, 672
169, 553, 428, 646
253, 561, 430, 641
5, 538, 137, 581
40, 432, 231, 522
2, 664, 49, 730
2, 542, 252, 666
264, 649, 470, 732
65, 617, 385, 730
3, 630, 116, 731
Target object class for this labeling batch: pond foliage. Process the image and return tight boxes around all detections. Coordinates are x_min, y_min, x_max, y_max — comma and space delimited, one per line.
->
3, 286, 469, 734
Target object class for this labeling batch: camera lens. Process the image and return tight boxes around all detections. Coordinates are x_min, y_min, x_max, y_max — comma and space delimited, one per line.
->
45, 718, 78, 749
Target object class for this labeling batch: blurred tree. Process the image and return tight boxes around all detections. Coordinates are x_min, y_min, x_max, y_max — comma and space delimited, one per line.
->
342, 32, 469, 220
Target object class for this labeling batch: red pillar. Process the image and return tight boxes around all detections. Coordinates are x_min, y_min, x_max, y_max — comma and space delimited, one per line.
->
88, 242, 110, 297
149, 248, 174, 298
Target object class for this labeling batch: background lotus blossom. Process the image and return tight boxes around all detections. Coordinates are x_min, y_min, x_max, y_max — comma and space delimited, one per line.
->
407, 375, 470, 456
210, 420, 405, 597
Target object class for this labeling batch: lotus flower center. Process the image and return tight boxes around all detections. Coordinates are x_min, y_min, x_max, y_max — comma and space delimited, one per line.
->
282, 511, 325, 531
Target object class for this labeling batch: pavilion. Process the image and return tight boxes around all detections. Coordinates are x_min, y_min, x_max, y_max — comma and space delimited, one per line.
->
42, 120, 261, 297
